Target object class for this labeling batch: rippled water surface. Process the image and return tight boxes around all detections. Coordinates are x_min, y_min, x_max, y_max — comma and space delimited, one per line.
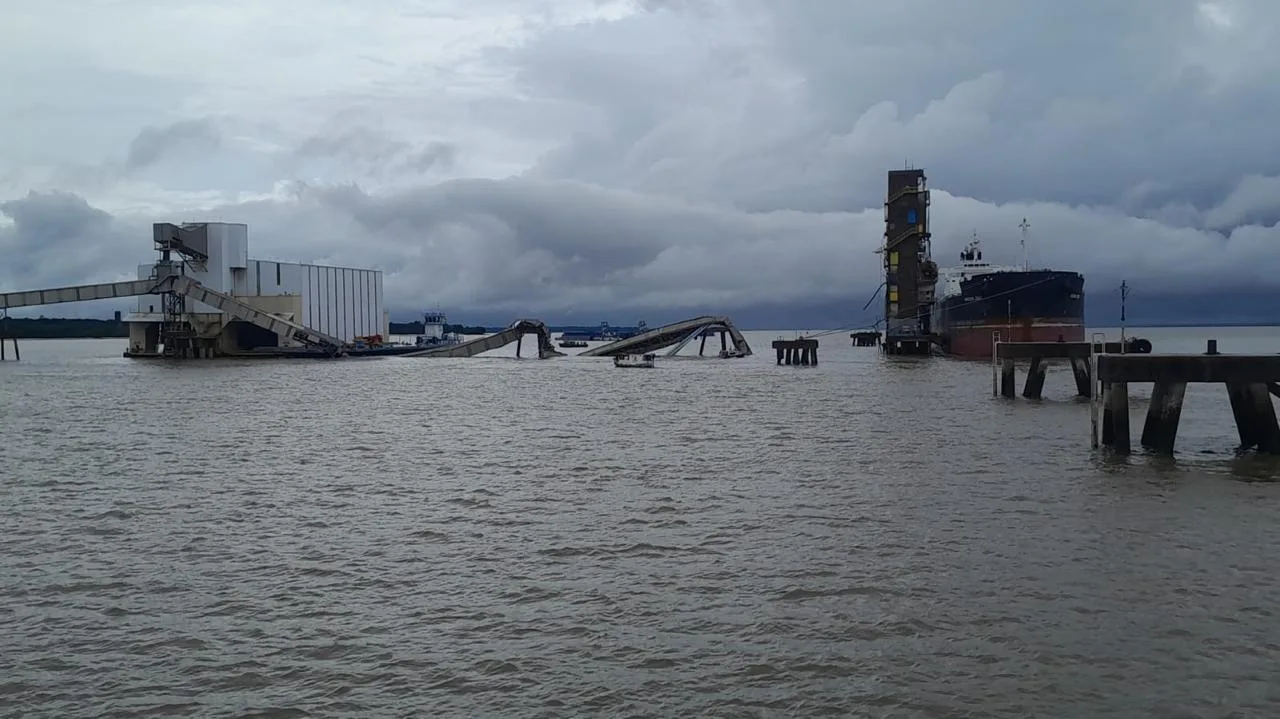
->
4, 326, 1280, 717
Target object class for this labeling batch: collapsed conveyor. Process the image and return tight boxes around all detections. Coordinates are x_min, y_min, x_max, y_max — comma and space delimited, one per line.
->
579, 315, 752, 357
404, 319, 564, 359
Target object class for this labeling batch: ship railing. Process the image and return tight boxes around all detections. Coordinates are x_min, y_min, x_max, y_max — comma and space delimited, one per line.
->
885, 187, 931, 206
884, 224, 927, 252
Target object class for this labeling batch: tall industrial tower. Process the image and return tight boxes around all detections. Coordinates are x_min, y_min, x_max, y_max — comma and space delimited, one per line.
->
881, 168, 939, 355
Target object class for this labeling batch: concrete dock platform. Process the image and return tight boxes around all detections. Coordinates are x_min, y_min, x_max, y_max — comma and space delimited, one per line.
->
1093, 339, 1280, 455
994, 339, 1153, 399
773, 338, 818, 366
850, 331, 880, 347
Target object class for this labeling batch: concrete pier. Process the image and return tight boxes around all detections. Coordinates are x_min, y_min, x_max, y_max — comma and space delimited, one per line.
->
850, 331, 880, 347
773, 338, 819, 366
993, 340, 1146, 399
1093, 340, 1280, 455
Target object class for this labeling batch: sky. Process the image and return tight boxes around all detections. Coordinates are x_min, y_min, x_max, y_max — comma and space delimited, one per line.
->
2, 0, 1279, 328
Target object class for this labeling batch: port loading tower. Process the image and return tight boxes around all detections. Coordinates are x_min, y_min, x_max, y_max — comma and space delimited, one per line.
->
881, 168, 939, 355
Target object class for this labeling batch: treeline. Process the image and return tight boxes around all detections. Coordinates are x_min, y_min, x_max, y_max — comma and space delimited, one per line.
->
388, 321, 489, 335
1, 318, 127, 338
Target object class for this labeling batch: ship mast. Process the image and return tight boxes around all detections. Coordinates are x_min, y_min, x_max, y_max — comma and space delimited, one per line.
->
1018, 217, 1030, 271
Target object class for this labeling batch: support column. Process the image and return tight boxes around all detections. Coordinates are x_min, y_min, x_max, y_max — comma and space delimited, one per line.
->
1227, 382, 1256, 450
1251, 384, 1280, 454
1000, 359, 1016, 398
775, 347, 784, 365
720, 330, 727, 355
1227, 382, 1280, 453
700, 333, 707, 356
811, 345, 818, 365
1022, 357, 1047, 399
515, 334, 522, 358
1100, 382, 1131, 453
1140, 381, 1186, 454
1069, 356, 1092, 397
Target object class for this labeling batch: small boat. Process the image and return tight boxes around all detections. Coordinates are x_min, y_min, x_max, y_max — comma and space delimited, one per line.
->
559, 339, 588, 348
415, 311, 463, 348
613, 353, 656, 368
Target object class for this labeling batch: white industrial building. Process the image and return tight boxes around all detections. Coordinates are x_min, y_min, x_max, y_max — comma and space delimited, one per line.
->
124, 222, 389, 357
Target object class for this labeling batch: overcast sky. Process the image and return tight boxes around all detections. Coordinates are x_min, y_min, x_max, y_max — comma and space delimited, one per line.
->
2, 0, 1278, 325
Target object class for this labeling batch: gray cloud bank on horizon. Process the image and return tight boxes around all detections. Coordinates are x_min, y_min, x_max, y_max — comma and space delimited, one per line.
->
2, 0, 1279, 326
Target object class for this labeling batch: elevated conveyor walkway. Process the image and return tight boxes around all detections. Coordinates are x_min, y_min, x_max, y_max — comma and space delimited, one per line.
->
1, 279, 165, 310
406, 319, 564, 359
580, 316, 751, 357
1, 275, 347, 354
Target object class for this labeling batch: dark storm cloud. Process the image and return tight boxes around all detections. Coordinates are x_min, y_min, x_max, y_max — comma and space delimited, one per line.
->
217, 177, 862, 317
0, 191, 135, 290
124, 118, 223, 171
515, 0, 1280, 217
292, 126, 459, 177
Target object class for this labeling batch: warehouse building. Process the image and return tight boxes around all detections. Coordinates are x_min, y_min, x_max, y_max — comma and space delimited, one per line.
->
125, 222, 389, 356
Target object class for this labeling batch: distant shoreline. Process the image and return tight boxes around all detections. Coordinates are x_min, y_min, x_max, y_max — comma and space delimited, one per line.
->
0, 318, 127, 339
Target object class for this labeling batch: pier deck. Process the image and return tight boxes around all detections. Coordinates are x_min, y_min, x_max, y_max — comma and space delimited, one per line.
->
773, 338, 818, 365
993, 339, 1152, 399
1093, 340, 1280, 455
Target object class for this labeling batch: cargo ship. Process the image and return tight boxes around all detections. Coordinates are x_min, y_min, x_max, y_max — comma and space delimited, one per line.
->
932, 235, 1084, 359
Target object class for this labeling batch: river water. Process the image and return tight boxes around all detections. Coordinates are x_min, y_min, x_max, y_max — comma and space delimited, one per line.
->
2, 326, 1279, 717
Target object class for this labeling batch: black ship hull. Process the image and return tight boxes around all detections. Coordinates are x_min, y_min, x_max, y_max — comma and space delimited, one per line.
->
936, 270, 1085, 358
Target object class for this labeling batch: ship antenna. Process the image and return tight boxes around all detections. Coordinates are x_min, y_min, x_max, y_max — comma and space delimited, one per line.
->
1018, 217, 1030, 271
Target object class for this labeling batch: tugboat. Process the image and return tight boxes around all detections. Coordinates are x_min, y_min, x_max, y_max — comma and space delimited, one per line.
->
415, 311, 462, 348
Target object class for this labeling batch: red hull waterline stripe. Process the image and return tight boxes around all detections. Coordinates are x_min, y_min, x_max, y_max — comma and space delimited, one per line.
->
942, 321, 1086, 359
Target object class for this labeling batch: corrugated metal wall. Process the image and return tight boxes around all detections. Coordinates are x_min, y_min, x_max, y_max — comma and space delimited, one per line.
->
288, 263, 383, 342
236, 260, 384, 342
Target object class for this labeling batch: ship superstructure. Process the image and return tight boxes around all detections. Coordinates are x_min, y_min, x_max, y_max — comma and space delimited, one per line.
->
931, 229, 1085, 358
